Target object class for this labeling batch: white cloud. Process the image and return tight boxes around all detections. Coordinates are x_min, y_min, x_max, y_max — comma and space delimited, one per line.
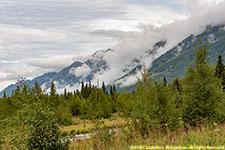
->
91, 0, 225, 86
69, 64, 92, 78
56, 83, 81, 94
30, 55, 86, 71
116, 71, 142, 87
1, 0, 225, 91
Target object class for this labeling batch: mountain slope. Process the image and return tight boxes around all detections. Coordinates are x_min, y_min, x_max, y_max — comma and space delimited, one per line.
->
0, 72, 57, 97
0, 49, 112, 96
149, 24, 225, 82
116, 24, 225, 92
1, 24, 225, 96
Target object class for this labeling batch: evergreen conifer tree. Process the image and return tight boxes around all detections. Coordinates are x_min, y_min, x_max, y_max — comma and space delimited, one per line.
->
215, 55, 225, 89
163, 76, 167, 87
50, 81, 56, 97
183, 40, 225, 125
172, 77, 181, 93
102, 82, 106, 94
3, 91, 7, 98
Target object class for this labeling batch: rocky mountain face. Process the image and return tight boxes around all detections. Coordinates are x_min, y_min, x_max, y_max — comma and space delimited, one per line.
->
1, 24, 225, 96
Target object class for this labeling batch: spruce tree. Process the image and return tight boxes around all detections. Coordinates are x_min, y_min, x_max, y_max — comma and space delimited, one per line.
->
102, 82, 106, 94
49, 81, 59, 106
113, 84, 116, 93
64, 89, 67, 100
163, 76, 167, 87
81, 82, 84, 97
171, 77, 182, 109
125, 69, 180, 133
81, 88, 112, 119
215, 55, 225, 89
3, 91, 7, 98
33, 81, 42, 97
183, 40, 225, 125
172, 77, 181, 93
110, 85, 113, 96
50, 81, 56, 97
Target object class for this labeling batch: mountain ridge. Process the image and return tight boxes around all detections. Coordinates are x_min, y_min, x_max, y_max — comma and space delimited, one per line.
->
1, 24, 225, 97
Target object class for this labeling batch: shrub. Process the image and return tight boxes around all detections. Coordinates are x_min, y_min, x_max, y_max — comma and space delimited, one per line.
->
26, 101, 69, 150
56, 103, 73, 126
70, 130, 76, 136
121, 69, 182, 135
81, 88, 112, 120
61, 131, 69, 137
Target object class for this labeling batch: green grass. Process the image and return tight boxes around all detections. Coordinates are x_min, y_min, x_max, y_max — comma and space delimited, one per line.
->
69, 123, 225, 150
61, 113, 126, 135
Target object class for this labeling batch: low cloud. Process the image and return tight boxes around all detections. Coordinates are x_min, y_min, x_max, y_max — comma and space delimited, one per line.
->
69, 63, 92, 78
29, 55, 86, 72
92, 0, 225, 86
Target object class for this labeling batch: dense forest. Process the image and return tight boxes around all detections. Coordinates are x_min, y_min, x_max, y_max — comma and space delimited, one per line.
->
1, 40, 225, 149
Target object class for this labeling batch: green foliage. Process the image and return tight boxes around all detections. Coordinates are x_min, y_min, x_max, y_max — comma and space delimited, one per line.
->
2, 39, 225, 148
194, 39, 208, 65
122, 69, 182, 135
171, 78, 183, 110
0, 113, 27, 149
0, 97, 16, 120
215, 55, 225, 89
81, 88, 112, 119
102, 82, 107, 94
182, 40, 225, 125
81, 82, 91, 99
56, 103, 73, 126
68, 95, 82, 116
26, 100, 69, 150
50, 81, 56, 97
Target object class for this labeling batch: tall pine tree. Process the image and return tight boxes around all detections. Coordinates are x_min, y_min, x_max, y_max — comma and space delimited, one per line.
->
215, 55, 225, 89
183, 40, 225, 125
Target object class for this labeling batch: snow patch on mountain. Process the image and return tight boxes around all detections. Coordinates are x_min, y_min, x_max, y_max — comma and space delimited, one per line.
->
176, 45, 183, 56
208, 34, 218, 43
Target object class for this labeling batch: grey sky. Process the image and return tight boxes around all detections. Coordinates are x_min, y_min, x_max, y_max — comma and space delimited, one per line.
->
0, 0, 223, 90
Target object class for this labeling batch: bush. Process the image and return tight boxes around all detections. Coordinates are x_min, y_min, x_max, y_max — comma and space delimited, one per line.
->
121, 69, 182, 135
81, 88, 112, 120
26, 101, 69, 150
61, 131, 69, 137
56, 103, 73, 126
70, 130, 76, 136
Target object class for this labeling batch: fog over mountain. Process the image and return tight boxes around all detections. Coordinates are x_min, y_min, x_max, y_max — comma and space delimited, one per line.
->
0, 0, 225, 93
90, 0, 225, 87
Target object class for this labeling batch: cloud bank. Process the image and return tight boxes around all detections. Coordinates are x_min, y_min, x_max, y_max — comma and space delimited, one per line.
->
0, 0, 225, 91
92, 0, 225, 86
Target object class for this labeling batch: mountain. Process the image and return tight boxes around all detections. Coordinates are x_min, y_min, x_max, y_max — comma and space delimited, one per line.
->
1, 24, 225, 96
0, 72, 57, 97
116, 24, 225, 91
0, 49, 113, 97
51, 49, 111, 89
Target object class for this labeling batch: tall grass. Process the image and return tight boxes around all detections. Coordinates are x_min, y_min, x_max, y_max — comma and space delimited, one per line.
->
69, 122, 225, 150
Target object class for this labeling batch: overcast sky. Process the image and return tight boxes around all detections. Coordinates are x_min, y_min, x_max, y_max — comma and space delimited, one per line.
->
0, 0, 224, 90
